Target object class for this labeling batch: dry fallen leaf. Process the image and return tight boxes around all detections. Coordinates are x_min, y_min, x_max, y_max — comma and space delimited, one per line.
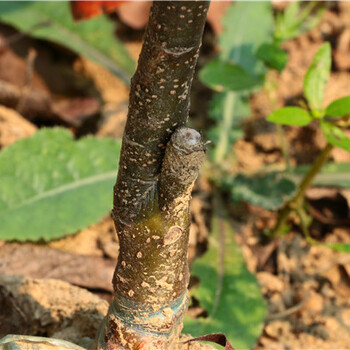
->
0, 243, 115, 292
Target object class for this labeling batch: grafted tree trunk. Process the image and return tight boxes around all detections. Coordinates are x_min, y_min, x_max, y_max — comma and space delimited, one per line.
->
98, 2, 210, 349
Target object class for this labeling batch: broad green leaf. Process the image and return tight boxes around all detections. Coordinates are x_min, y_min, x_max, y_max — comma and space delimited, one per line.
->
275, 1, 324, 42
256, 43, 288, 72
200, 60, 260, 92
184, 200, 267, 349
0, 1, 134, 83
267, 106, 313, 126
293, 162, 350, 188
321, 120, 350, 152
230, 173, 297, 210
0, 128, 121, 241
220, 1, 274, 77
303, 42, 331, 112
325, 96, 350, 117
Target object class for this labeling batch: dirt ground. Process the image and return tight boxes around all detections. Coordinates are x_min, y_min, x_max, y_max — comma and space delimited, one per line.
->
0, 2, 350, 350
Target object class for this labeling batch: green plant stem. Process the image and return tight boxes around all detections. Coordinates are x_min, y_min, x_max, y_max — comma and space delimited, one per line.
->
296, 206, 319, 245
270, 142, 334, 238
214, 91, 235, 165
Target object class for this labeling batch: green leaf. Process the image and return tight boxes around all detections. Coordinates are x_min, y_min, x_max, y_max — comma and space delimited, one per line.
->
275, 1, 324, 42
230, 173, 297, 210
184, 200, 267, 349
321, 120, 350, 152
303, 42, 331, 112
267, 106, 313, 126
0, 128, 121, 241
256, 43, 288, 72
325, 96, 350, 117
200, 60, 260, 92
0, 1, 134, 83
220, 1, 274, 77
323, 243, 350, 253
205, 1, 274, 165
306, 235, 350, 253
293, 162, 350, 188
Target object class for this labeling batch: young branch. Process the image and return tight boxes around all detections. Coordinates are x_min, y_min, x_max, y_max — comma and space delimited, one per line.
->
270, 143, 334, 238
98, 2, 209, 349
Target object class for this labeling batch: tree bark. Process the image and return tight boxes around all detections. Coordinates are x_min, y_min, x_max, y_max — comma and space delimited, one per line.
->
98, 2, 210, 350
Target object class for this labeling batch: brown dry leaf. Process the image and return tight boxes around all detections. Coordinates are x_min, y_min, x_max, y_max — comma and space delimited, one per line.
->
0, 243, 115, 292
0, 79, 99, 127
0, 26, 102, 126
0, 31, 48, 91
75, 58, 129, 137
51, 96, 100, 126
0, 105, 36, 148
75, 58, 129, 105
48, 215, 118, 257
0, 80, 54, 122
48, 227, 103, 257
